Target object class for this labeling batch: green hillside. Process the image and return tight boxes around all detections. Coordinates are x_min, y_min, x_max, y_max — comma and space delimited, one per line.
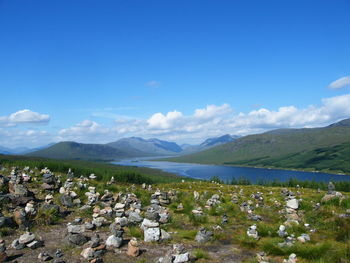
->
166, 123, 350, 174
27, 141, 138, 161
225, 141, 350, 174
0, 154, 184, 184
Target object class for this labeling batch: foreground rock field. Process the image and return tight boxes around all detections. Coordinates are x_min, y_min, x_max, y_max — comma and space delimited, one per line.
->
0, 165, 349, 263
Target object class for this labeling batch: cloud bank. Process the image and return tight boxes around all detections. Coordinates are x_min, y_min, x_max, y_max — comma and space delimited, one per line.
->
1, 93, 350, 147
55, 93, 350, 144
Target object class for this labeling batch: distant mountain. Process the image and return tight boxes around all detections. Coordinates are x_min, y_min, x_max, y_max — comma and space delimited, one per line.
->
328, 117, 350, 127
179, 134, 240, 155
107, 137, 182, 156
0, 143, 55, 155
167, 118, 350, 174
200, 134, 240, 147
0, 146, 12, 155
27, 141, 138, 161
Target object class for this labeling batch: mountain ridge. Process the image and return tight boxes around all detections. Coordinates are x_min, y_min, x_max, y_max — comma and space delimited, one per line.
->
165, 118, 350, 173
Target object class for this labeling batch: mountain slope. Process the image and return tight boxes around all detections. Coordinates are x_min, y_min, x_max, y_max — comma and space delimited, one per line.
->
200, 134, 240, 147
167, 118, 350, 173
107, 137, 182, 156
179, 134, 240, 155
236, 141, 350, 174
27, 141, 137, 161
0, 146, 12, 155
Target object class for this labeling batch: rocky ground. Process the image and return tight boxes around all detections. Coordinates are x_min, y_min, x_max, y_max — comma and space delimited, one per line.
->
0, 165, 349, 263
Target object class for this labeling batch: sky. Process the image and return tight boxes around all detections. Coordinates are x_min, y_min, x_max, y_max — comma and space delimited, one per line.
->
0, 0, 350, 148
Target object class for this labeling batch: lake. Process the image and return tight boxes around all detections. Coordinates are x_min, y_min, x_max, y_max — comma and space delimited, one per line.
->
113, 159, 350, 183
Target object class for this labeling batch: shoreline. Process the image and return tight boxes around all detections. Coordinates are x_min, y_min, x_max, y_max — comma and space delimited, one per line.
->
146, 158, 350, 177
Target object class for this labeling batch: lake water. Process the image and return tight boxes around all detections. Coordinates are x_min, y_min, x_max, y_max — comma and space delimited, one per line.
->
113, 159, 350, 183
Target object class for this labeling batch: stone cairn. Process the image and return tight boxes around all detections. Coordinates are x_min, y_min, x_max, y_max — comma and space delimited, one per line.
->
81, 233, 106, 263
256, 251, 269, 263
321, 181, 343, 202
283, 189, 300, 226
140, 189, 171, 242
283, 253, 297, 263
195, 227, 213, 243
11, 231, 43, 250
247, 224, 259, 239
158, 243, 191, 263
66, 218, 89, 246
106, 223, 124, 248
127, 238, 140, 257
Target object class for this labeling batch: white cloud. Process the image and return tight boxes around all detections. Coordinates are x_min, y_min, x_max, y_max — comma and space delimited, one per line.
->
147, 111, 183, 129
52, 93, 350, 144
0, 109, 50, 126
2, 94, 350, 147
194, 104, 232, 119
328, 76, 350, 89
58, 120, 109, 139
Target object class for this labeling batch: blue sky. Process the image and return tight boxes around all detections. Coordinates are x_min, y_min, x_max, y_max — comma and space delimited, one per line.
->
1, 0, 350, 147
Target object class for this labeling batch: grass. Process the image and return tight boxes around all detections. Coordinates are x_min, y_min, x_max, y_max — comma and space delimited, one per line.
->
193, 248, 210, 260
1, 159, 350, 262
35, 207, 61, 225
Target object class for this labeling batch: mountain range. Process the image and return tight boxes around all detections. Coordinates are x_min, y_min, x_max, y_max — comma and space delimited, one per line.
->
0, 143, 55, 155
167, 118, 350, 173
4, 118, 350, 174
23, 134, 239, 161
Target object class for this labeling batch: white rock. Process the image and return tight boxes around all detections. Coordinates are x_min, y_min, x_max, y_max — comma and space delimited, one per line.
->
174, 252, 190, 263
286, 199, 299, 209
141, 218, 159, 230
106, 235, 123, 248
81, 247, 94, 259
19, 232, 36, 244
67, 224, 85, 234
144, 227, 160, 242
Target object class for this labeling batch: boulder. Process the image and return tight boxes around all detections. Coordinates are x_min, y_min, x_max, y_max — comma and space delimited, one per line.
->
144, 227, 160, 242
68, 233, 89, 246
105, 235, 123, 248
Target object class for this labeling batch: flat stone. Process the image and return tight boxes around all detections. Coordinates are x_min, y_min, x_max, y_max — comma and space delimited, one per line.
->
67, 224, 85, 234
19, 232, 36, 244
174, 252, 190, 263
141, 218, 159, 230
27, 240, 44, 249
68, 233, 89, 246
128, 212, 143, 224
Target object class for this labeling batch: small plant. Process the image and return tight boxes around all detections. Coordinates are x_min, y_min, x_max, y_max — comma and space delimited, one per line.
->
35, 207, 61, 225
128, 225, 144, 239
193, 248, 210, 259
237, 234, 259, 249
188, 213, 208, 226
